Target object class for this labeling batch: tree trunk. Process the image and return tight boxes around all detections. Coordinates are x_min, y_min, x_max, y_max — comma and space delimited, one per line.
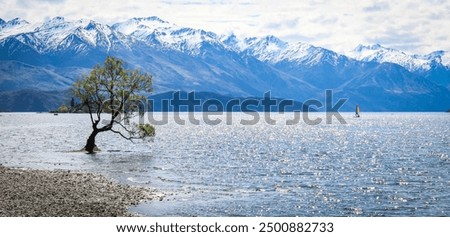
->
84, 130, 99, 154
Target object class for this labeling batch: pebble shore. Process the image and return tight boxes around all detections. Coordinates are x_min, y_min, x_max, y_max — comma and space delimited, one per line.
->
0, 166, 155, 217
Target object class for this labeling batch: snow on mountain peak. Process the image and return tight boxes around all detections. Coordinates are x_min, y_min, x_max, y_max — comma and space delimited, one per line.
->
54, 18, 131, 51
0, 17, 132, 53
48, 16, 65, 24
277, 42, 314, 61
348, 44, 435, 71
112, 16, 174, 35
350, 44, 398, 58
276, 42, 345, 66
441, 53, 450, 67
233, 35, 288, 62
220, 33, 249, 52
156, 27, 224, 55
113, 17, 226, 55
7, 17, 30, 26
140, 16, 168, 24
1, 16, 448, 71
349, 44, 450, 70
0, 17, 36, 39
225, 35, 339, 66
422, 50, 450, 67
37, 17, 72, 32
33, 18, 92, 49
245, 35, 287, 48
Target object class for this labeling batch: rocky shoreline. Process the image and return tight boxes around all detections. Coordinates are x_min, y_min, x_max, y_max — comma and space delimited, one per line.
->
0, 165, 156, 217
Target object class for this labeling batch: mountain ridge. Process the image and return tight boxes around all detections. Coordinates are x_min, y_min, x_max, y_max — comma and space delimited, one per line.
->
0, 16, 449, 112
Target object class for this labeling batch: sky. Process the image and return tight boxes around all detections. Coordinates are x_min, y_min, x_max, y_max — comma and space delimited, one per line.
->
1, 0, 449, 55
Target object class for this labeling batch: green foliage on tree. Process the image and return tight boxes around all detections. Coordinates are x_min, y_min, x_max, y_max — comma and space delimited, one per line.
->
139, 124, 156, 137
72, 56, 155, 153
57, 104, 69, 113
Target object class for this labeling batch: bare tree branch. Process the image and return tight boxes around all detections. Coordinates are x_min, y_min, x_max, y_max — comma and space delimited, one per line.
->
110, 129, 137, 143
112, 120, 135, 134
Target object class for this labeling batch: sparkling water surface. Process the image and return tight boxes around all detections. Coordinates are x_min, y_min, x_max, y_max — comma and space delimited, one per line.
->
0, 112, 449, 216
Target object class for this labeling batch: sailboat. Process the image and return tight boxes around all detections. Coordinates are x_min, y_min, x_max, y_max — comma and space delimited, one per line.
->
355, 105, 360, 118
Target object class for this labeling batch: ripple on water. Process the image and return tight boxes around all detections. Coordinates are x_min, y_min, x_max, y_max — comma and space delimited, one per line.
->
1, 112, 449, 216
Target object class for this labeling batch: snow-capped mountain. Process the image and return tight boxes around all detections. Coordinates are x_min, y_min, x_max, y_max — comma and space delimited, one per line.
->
0, 17, 136, 68
113, 17, 226, 55
221, 35, 362, 89
0, 16, 449, 112
222, 34, 340, 65
111, 16, 174, 35
223, 34, 351, 76
348, 44, 450, 71
0, 17, 38, 40
426, 50, 450, 66
348, 44, 450, 89
3, 17, 132, 53
236, 35, 289, 62
278, 42, 337, 65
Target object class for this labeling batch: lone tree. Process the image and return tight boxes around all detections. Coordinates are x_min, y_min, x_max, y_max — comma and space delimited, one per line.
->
72, 56, 155, 153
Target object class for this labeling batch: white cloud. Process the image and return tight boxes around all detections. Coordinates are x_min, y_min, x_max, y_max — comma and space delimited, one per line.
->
0, 0, 448, 54
363, 1, 390, 12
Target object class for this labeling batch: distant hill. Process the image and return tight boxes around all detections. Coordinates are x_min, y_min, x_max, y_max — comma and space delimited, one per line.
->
0, 89, 69, 112
0, 90, 309, 112
148, 91, 309, 112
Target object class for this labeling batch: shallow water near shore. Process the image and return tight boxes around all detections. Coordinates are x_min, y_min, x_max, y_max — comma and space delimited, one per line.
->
0, 112, 449, 216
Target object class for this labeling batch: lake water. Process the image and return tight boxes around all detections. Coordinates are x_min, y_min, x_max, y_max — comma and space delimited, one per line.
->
0, 112, 449, 216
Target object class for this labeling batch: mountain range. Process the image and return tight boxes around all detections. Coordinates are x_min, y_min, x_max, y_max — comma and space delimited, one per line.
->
0, 16, 449, 112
